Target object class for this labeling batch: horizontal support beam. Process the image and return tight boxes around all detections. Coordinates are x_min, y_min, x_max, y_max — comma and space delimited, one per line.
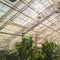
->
0, 32, 21, 36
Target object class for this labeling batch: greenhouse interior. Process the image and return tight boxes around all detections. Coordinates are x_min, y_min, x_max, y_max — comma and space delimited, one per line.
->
0, 0, 60, 60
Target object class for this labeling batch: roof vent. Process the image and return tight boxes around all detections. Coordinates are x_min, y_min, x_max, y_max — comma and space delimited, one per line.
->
57, 1, 60, 9
9, 0, 16, 2
52, 0, 60, 9
38, 16, 41, 19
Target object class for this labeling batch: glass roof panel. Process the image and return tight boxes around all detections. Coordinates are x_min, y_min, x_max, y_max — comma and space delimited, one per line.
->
6, 10, 17, 20
23, 8, 38, 19
41, 0, 52, 6
33, 24, 44, 31
4, 24, 22, 32
0, 33, 11, 40
38, 27, 51, 34
17, 2, 26, 9
31, 0, 46, 12
0, 29, 15, 34
0, 3, 10, 17
12, 13, 35, 27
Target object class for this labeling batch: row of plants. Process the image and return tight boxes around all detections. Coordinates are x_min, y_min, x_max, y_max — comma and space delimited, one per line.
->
5, 37, 57, 60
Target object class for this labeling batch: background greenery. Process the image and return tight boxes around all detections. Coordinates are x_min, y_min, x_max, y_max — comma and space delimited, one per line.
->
0, 37, 59, 60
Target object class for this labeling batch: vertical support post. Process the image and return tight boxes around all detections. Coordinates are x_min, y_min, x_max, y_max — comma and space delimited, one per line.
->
21, 33, 24, 38
20, 33, 24, 60
21, 33, 24, 41
35, 32, 38, 50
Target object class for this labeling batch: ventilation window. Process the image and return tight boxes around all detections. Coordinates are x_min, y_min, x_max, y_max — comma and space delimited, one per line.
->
58, 1, 60, 9
9, 0, 16, 2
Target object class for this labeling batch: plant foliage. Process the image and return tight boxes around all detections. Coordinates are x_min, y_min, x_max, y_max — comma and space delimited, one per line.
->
5, 37, 57, 60
41, 41, 57, 60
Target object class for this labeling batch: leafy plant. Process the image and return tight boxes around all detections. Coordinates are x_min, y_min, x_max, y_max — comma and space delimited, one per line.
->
27, 47, 36, 60
5, 37, 57, 60
41, 41, 57, 60
34, 50, 47, 60
15, 37, 33, 60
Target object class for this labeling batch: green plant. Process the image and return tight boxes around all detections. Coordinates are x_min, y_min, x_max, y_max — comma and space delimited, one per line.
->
22, 37, 33, 49
8, 37, 57, 60
27, 47, 36, 60
41, 41, 57, 60
15, 37, 33, 60
34, 50, 46, 60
